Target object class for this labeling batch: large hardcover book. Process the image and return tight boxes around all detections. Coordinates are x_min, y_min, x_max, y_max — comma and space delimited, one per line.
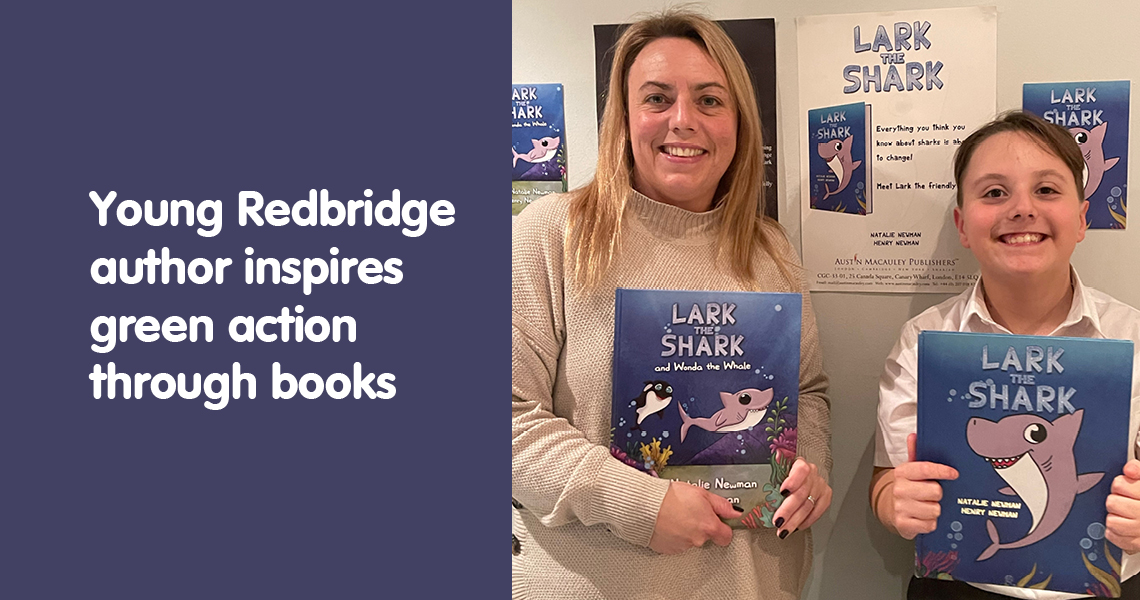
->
610, 289, 801, 529
1023, 80, 1130, 229
916, 331, 1132, 596
808, 101, 873, 215
512, 83, 566, 217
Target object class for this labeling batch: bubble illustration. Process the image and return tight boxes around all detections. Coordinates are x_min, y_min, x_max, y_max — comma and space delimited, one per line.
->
951, 543, 957, 549
948, 389, 957, 396
640, 431, 647, 437
1080, 538, 1092, 550
1005, 576, 1015, 585
662, 431, 669, 438
947, 533, 954, 540
774, 305, 782, 312
951, 521, 962, 532
1088, 523, 1106, 540
1089, 553, 1097, 561
755, 369, 761, 374
714, 326, 721, 332
1112, 186, 1122, 197
954, 533, 963, 541
857, 182, 864, 190
736, 435, 743, 440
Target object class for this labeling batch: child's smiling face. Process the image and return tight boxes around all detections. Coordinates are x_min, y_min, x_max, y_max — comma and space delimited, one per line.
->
954, 131, 1088, 283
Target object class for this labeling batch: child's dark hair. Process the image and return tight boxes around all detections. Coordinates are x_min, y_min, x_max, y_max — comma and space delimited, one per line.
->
953, 110, 1086, 206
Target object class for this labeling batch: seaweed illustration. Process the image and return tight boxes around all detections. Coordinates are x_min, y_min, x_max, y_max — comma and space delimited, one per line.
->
915, 550, 958, 580
1011, 563, 1053, 590
1081, 541, 1122, 598
1109, 195, 1127, 228
764, 396, 795, 485
639, 438, 673, 472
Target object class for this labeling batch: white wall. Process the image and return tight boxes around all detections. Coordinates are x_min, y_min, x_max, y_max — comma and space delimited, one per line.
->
513, 2, 1140, 598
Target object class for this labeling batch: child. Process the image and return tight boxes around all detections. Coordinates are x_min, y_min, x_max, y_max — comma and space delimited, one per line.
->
870, 111, 1140, 599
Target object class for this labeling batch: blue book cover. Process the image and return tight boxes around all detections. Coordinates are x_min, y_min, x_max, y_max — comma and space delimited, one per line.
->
808, 101, 872, 215
916, 331, 1132, 596
610, 289, 801, 529
511, 83, 566, 184
1023, 81, 1130, 229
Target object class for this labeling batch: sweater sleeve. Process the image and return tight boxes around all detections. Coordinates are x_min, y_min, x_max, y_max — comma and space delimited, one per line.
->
770, 225, 833, 484
510, 199, 671, 548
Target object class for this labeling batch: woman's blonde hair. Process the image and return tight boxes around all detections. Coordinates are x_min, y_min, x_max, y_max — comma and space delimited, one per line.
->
568, 8, 790, 289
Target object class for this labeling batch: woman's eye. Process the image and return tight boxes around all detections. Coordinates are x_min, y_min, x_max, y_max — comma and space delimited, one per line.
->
646, 94, 667, 105
699, 96, 721, 107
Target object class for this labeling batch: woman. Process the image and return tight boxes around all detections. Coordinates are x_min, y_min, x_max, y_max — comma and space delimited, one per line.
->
512, 10, 832, 599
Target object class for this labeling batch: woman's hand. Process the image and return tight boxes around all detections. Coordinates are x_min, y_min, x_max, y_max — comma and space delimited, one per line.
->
648, 481, 744, 554
772, 457, 831, 539
1106, 459, 1140, 554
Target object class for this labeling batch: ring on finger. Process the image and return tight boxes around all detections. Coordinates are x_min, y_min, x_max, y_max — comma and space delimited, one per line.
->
806, 495, 816, 507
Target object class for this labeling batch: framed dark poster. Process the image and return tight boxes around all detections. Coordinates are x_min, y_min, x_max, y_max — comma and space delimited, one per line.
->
593, 19, 779, 221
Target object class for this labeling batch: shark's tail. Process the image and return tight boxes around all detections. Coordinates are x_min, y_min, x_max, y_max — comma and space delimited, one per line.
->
512, 149, 522, 168
678, 403, 693, 443
976, 519, 1002, 561
821, 185, 835, 200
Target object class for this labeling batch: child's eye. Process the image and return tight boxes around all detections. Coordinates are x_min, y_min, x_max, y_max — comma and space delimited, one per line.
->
982, 188, 1006, 198
1037, 186, 1059, 195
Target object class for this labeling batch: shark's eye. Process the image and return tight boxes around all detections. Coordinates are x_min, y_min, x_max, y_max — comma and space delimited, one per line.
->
1023, 423, 1047, 444
739, 393, 752, 405
541, 139, 550, 147
654, 384, 662, 391
665, 386, 672, 395
1074, 131, 1088, 144
834, 141, 843, 152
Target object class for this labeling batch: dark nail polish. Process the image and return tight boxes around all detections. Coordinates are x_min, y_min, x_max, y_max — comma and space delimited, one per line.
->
780, 489, 790, 498
512, 534, 521, 555
512, 498, 524, 510
778, 529, 789, 540
774, 517, 785, 528
732, 504, 743, 512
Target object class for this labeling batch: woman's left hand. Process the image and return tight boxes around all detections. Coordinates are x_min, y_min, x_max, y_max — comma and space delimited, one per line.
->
771, 457, 831, 539
1106, 459, 1140, 554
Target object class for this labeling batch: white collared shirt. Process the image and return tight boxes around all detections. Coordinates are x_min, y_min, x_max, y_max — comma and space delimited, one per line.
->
875, 269, 1140, 599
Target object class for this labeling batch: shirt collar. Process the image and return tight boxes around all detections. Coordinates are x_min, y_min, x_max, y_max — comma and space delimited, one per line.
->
960, 267, 1103, 337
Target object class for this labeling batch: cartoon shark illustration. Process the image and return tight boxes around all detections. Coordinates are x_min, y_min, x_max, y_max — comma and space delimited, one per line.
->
1070, 122, 1120, 198
965, 410, 1104, 561
678, 387, 773, 443
817, 136, 862, 200
631, 380, 673, 431
512, 136, 561, 168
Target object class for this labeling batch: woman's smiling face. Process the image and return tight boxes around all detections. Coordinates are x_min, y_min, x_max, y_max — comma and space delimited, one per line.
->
626, 37, 737, 213
954, 131, 1088, 282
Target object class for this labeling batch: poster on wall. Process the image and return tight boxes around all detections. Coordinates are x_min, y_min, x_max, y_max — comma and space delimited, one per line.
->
1023, 80, 1130, 229
512, 83, 567, 217
594, 19, 779, 221
798, 7, 996, 292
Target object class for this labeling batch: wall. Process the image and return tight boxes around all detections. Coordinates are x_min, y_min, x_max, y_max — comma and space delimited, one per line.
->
513, 1, 1140, 597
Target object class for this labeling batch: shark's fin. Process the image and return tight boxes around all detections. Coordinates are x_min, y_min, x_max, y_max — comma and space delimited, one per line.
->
976, 519, 1002, 561
851, 160, 863, 172
1106, 157, 1121, 171
997, 487, 1017, 496
678, 403, 692, 442
1077, 472, 1105, 494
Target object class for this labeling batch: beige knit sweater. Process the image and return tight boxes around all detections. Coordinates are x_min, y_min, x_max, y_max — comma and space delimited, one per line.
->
512, 190, 831, 600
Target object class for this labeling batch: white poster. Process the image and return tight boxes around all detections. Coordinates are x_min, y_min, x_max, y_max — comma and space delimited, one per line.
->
797, 6, 996, 292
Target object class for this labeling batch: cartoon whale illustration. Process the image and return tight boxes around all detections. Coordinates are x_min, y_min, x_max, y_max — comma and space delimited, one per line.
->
1071, 122, 1120, 198
512, 136, 561, 168
965, 410, 1103, 561
631, 380, 673, 431
817, 136, 862, 200
678, 387, 773, 443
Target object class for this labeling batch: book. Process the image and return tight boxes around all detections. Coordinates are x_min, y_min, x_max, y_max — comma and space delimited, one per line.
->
1023, 80, 1130, 229
512, 83, 566, 217
915, 331, 1132, 596
808, 101, 873, 215
610, 288, 801, 529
